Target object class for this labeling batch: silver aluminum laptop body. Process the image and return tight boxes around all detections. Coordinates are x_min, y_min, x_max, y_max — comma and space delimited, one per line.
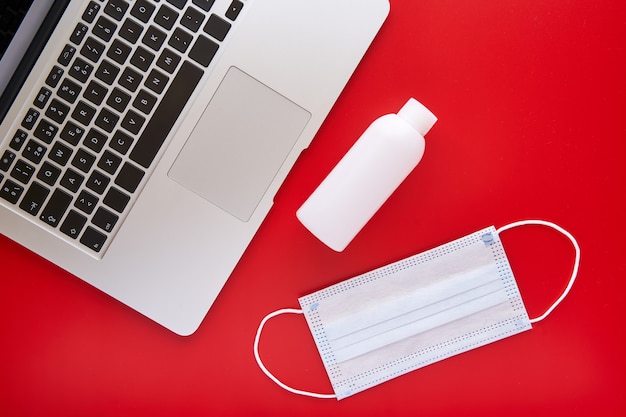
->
0, 0, 389, 335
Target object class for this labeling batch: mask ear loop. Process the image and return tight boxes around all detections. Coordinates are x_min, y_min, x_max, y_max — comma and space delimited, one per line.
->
254, 308, 337, 399
496, 220, 581, 323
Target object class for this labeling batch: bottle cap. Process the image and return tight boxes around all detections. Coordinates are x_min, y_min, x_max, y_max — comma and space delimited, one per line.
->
397, 98, 437, 136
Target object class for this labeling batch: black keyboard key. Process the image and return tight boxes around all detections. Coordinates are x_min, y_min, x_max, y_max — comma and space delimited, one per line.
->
72, 148, 96, 173
58, 78, 82, 104
193, 0, 215, 12
189, 35, 218, 67
133, 89, 157, 114
115, 162, 144, 192
105, 0, 130, 21
93, 16, 117, 42
107, 87, 131, 112
92, 206, 119, 232
25, 126, 44, 153
166, 0, 187, 10
11, 160, 35, 184
22, 139, 47, 164
37, 161, 62, 185
131, 0, 156, 23
60, 210, 87, 239
95, 108, 119, 133
130, 46, 155, 72
83, 80, 108, 105
109, 130, 133, 155
120, 18, 143, 44
60, 168, 84, 193
69, 57, 94, 83
121, 109, 145, 135
95, 60, 120, 85
84, 128, 109, 153
0, 179, 24, 204
33, 119, 58, 144
21, 108, 40, 130
34, 87, 52, 109
58, 44, 77, 67
130, 61, 203, 168
107, 39, 132, 65
81, 36, 106, 63
19, 182, 50, 216
30, 126, 54, 154
119, 67, 143, 92
80, 226, 107, 252
40, 189, 72, 227
0, 150, 16, 172
225, 0, 244, 20
48, 142, 73, 166
143, 25, 167, 51
86, 170, 110, 195
46, 98, 71, 124
70, 23, 88, 45
9, 130, 28, 151
204, 14, 231, 41
156, 48, 181, 74
60, 121, 85, 146
98, 150, 122, 175
75, 190, 99, 214
145, 68, 169, 94
155, 5, 179, 30
169, 28, 193, 53
103, 187, 130, 212
72, 101, 96, 125
82, 1, 101, 23
182, 6, 205, 32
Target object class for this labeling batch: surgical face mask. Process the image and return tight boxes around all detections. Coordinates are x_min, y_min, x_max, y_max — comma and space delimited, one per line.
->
254, 220, 580, 400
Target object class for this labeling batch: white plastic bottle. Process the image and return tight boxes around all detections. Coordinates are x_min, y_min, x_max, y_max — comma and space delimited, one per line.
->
296, 98, 437, 251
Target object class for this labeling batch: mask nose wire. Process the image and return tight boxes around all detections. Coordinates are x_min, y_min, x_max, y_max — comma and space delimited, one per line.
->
496, 220, 581, 324
254, 308, 337, 399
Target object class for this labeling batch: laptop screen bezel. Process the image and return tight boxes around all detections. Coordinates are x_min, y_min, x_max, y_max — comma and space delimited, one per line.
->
0, 0, 70, 124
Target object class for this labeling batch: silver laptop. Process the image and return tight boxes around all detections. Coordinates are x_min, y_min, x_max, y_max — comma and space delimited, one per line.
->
0, 0, 389, 335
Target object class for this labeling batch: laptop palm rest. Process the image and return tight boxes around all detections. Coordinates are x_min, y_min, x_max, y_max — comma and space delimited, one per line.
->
168, 66, 311, 221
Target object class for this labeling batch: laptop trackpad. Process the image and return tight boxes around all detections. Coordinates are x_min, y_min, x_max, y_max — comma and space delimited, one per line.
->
168, 67, 311, 221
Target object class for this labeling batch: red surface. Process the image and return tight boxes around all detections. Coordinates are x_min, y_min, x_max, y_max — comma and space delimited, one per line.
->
1, 0, 625, 415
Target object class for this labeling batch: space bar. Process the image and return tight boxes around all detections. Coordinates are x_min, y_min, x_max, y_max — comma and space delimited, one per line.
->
129, 61, 204, 169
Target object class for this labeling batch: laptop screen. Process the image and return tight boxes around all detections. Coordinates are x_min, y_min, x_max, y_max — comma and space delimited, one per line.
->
0, 0, 62, 122
0, 1, 34, 56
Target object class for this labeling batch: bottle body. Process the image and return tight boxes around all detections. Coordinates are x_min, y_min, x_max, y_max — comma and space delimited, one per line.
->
297, 113, 426, 251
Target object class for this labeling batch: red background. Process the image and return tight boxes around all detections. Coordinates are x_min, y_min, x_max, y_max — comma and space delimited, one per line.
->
2, 0, 625, 415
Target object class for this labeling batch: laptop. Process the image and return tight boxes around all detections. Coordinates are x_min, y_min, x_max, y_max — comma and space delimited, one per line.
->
0, 0, 389, 335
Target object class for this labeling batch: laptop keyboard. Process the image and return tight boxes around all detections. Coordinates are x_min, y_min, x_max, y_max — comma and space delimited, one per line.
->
0, 0, 244, 255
